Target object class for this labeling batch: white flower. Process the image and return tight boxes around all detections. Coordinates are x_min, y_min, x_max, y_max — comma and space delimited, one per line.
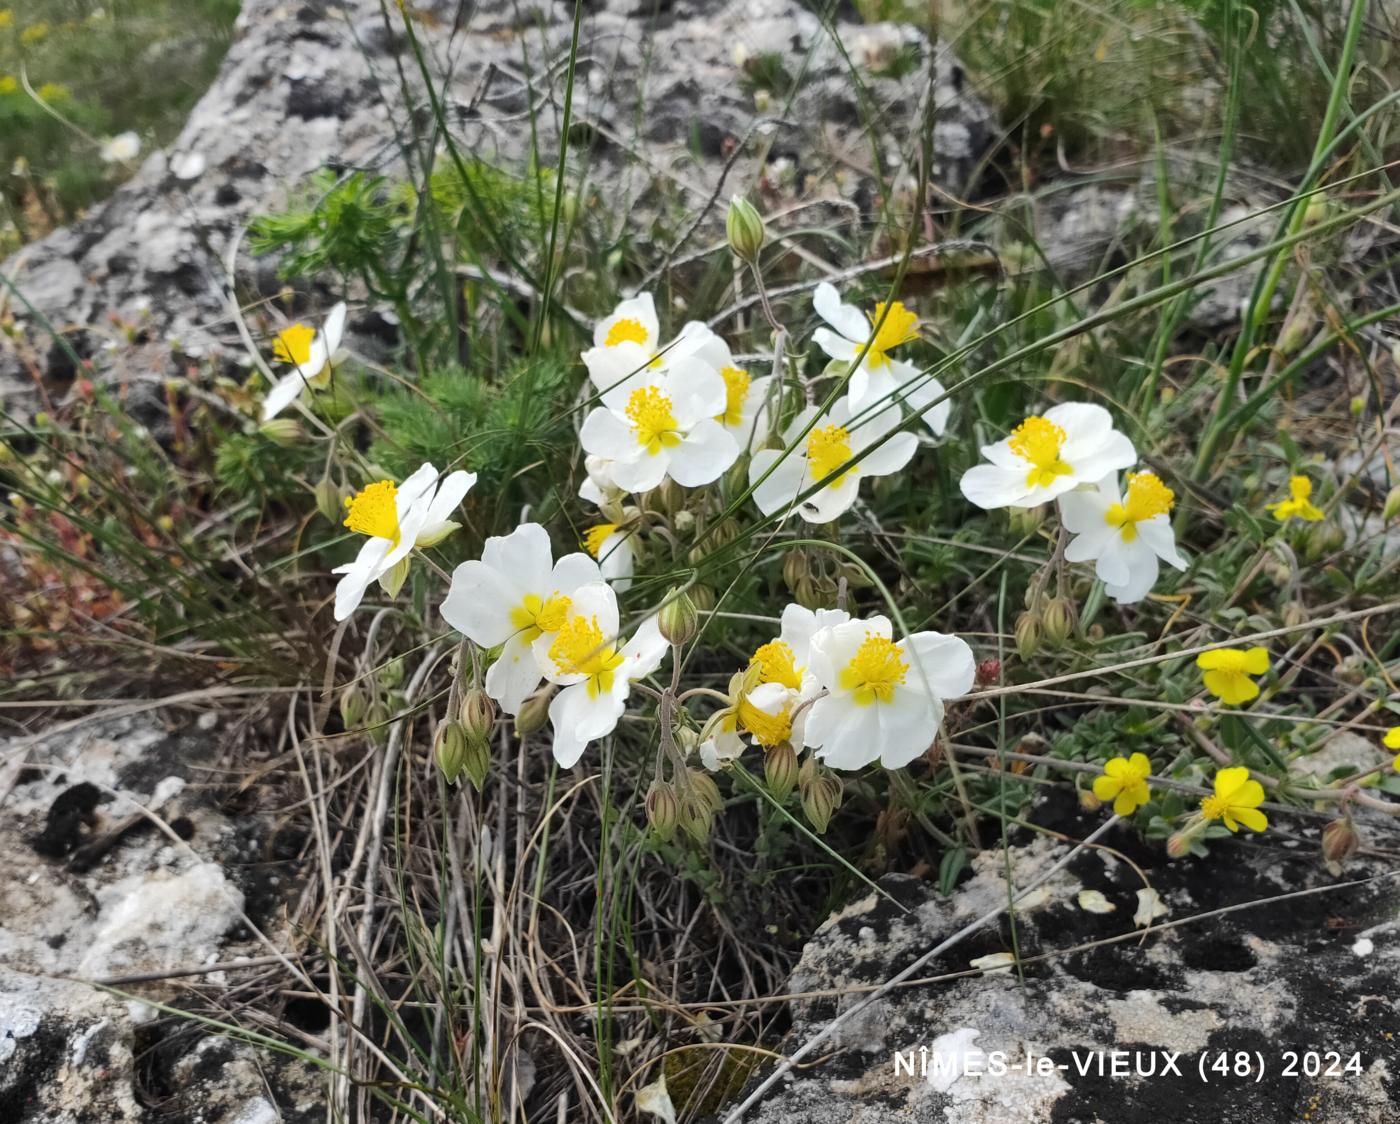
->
581, 292, 663, 405
958, 402, 1136, 510
539, 583, 669, 767
580, 365, 739, 494
581, 522, 636, 591
666, 323, 775, 448
332, 463, 476, 621
811, 281, 950, 436
1060, 471, 1187, 603
803, 614, 975, 770
100, 131, 141, 164
579, 454, 626, 509
263, 302, 347, 420
440, 523, 602, 714
749, 397, 916, 523
697, 604, 851, 768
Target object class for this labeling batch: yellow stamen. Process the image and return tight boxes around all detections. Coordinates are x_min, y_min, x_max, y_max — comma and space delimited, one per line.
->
273, 323, 316, 367
716, 366, 751, 427
583, 523, 617, 558
807, 424, 854, 484
865, 301, 919, 368
750, 640, 803, 690
737, 696, 793, 747
1009, 416, 1072, 489
548, 615, 626, 698
1200, 795, 1229, 820
343, 480, 400, 545
508, 592, 574, 642
604, 317, 649, 348
1104, 471, 1175, 542
626, 386, 683, 455
838, 632, 908, 706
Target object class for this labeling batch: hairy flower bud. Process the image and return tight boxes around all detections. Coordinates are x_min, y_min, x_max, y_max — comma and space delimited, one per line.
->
687, 768, 724, 814
782, 549, 809, 592
258, 417, 304, 447
726, 195, 766, 263
679, 791, 715, 843
315, 478, 345, 524
1042, 597, 1074, 646
460, 687, 497, 744
515, 690, 552, 737
802, 774, 840, 834
646, 780, 681, 842
765, 741, 799, 801
1383, 486, 1400, 524
435, 720, 469, 783
1166, 830, 1193, 859
339, 684, 368, 729
1014, 611, 1041, 661
1078, 787, 1102, 813
1321, 818, 1360, 870
658, 587, 700, 647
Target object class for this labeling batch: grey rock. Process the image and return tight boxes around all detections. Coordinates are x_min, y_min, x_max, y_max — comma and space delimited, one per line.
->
0, 0, 994, 406
737, 797, 1400, 1122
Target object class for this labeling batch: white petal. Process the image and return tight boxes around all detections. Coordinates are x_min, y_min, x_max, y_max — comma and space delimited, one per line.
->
485, 633, 544, 714
901, 632, 976, 700
333, 538, 393, 621
812, 327, 861, 363
584, 342, 654, 409
481, 523, 555, 592
1094, 536, 1134, 588
321, 301, 347, 353
1138, 517, 1188, 571
580, 407, 639, 462
799, 473, 861, 523
857, 430, 918, 478
622, 615, 669, 680
809, 700, 884, 770
1071, 431, 1138, 483
1064, 524, 1118, 565
876, 689, 943, 769
548, 683, 624, 767
959, 463, 1033, 510
441, 560, 527, 646
749, 450, 808, 517
609, 449, 669, 494
421, 470, 477, 531
551, 551, 604, 593
1058, 485, 1117, 534
1105, 542, 1159, 604
813, 281, 869, 343
668, 360, 727, 422
668, 420, 739, 486
262, 371, 308, 420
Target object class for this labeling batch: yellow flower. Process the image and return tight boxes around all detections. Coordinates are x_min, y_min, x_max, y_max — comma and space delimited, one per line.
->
1386, 726, 1400, 772
36, 82, 68, 102
20, 21, 47, 44
1092, 753, 1152, 816
0, 75, 16, 95
1196, 647, 1270, 705
1200, 766, 1267, 833
0, 11, 13, 29
1266, 475, 1324, 522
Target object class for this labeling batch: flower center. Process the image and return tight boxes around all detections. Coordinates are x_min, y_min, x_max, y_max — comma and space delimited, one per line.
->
626, 386, 683, 455
865, 300, 918, 368
343, 480, 400, 545
1200, 794, 1229, 821
273, 323, 316, 367
548, 615, 626, 698
509, 592, 573, 642
1289, 476, 1313, 502
716, 365, 751, 427
1009, 416, 1072, 488
583, 523, 617, 558
807, 424, 854, 484
604, 317, 649, 348
750, 640, 803, 691
1104, 471, 1175, 542
838, 633, 908, 706
737, 696, 793, 747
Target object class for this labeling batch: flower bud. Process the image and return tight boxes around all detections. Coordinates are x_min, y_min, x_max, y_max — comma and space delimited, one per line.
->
515, 691, 552, 737
765, 741, 799, 801
726, 195, 766, 263
1382, 486, 1400, 524
258, 417, 304, 447
1166, 830, 1193, 859
802, 774, 840, 834
689, 585, 717, 612
1349, 394, 1366, 417
1321, 818, 1360, 870
658, 587, 700, 647
1078, 787, 1102, 813
679, 791, 714, 843
1282, 601, 1309, 629
435, 720, 469, 783
687, 768, 724, 813
339, 684, 368, 729
365, 701, 390, 746
646, 780, 681, 842
315, 478, 345, 524
462, 734, 491, 790
1008, 505, 1045, 537
378, 655, 406, 689
460, 687, 497, 744
1042, 597, 1074, 646
782, 549, 809, 592
673, 509, 696, 535
1014, 611, 1041, 661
